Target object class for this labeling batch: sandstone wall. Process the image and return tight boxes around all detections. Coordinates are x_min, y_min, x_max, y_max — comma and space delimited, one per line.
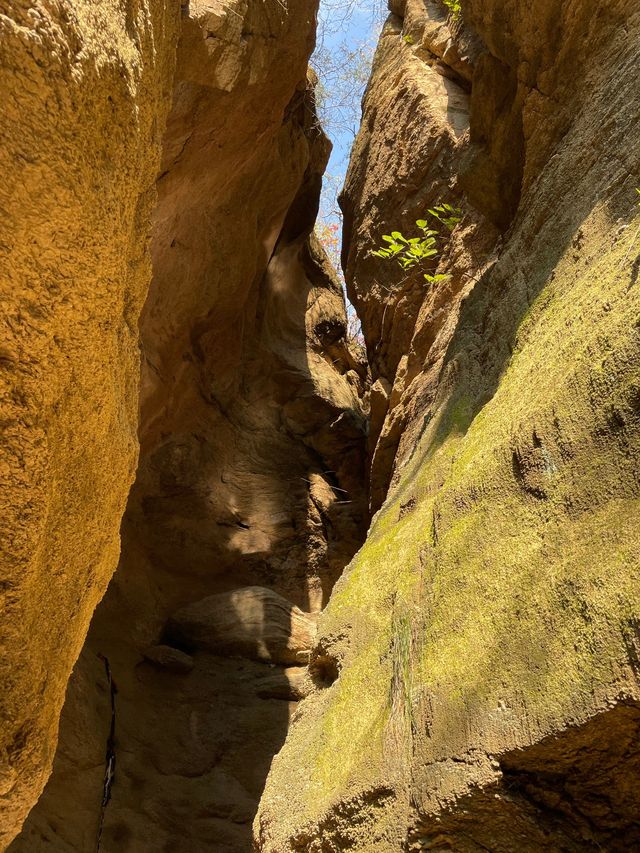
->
5, 0, 640, 849
8, 1, 367, 851
257, 1, 640, 849
0, 2, 179, 845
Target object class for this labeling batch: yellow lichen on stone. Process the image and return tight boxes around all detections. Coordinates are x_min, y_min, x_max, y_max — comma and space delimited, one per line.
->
311, 209, 640, 805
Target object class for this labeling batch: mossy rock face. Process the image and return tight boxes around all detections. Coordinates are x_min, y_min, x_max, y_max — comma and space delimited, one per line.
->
297, 209, 640, 809
258, 212, 640, 853
256, 0, 640, 847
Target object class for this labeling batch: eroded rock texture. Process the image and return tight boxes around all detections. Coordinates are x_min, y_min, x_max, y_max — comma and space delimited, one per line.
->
5, 0, 640, 849
166, 586, 318, 666
257, 0, 640, 850
0, 2, 179, 845
8, 1, 367, 851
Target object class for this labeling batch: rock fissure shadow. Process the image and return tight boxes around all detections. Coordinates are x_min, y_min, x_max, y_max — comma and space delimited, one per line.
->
94, 655, 117, 853
8, 87, 369, 852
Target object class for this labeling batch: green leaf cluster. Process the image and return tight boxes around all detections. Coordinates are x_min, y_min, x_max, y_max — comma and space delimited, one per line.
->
443, 0, 462, 21
427, 202, 462, 231
370, 202, 462, 285
371, 226, 438, 270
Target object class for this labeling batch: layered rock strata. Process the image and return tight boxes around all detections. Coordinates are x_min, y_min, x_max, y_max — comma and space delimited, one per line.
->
257, 0, 640, 849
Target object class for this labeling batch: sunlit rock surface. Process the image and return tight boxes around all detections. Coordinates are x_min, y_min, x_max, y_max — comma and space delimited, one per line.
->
256, 1, 640, 849
0, 1, 179, 843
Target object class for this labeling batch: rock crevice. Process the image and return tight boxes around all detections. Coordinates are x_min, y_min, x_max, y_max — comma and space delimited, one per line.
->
3, 0, 640, 851
5, 1, 367, 851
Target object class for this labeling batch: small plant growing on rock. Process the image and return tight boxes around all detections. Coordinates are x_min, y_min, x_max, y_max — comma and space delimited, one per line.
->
370, 203, 461, 284
427, 202, 462, 231
443, 0, 462, 21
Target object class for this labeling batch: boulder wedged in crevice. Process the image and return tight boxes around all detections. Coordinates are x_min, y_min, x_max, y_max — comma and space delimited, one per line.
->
165, 586, 317, 666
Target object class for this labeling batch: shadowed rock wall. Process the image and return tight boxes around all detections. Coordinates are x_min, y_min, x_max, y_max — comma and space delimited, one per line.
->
256, 0, 640, 849
5, 0, 639, 850
7, 1, 367, 851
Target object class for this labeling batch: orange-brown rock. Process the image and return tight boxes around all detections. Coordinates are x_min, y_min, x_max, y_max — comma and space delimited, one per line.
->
256, 1, 640, 850
166, 586, 317, 666
0, 2, 179, 844
142, 644, 195, 674
8, 1, 367, 851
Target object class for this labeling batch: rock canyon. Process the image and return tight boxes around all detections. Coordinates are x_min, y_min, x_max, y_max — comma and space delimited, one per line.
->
1, 0, 639, 851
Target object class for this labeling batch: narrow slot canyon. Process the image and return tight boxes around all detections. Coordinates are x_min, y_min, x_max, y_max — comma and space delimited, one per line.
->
2, 1, 640, 852
5, 3, 369, 849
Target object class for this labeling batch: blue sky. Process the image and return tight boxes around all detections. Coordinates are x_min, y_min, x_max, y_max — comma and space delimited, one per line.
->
313, 1, 384, 224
